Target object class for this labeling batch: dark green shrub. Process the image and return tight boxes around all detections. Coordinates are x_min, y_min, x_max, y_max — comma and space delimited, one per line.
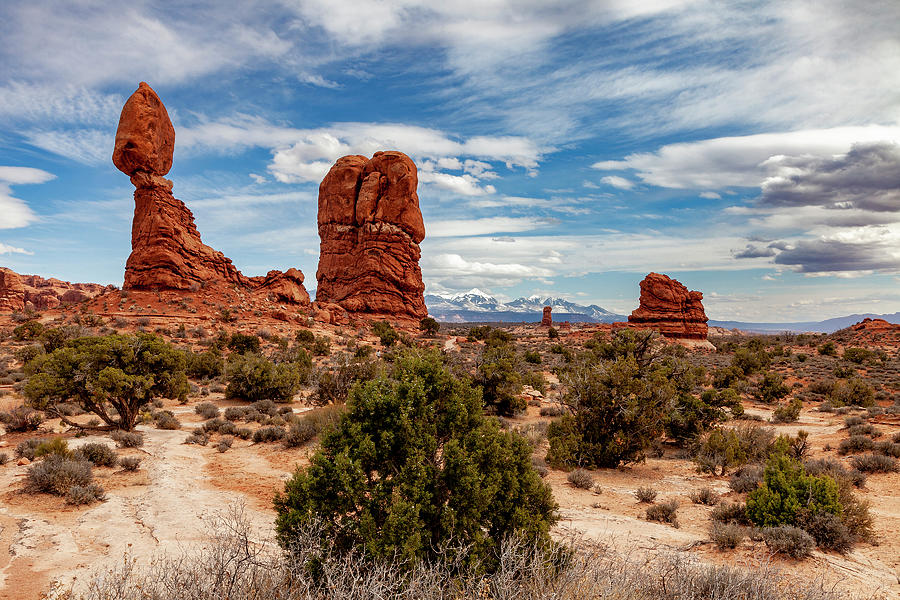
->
34, 438, 70, 458
746, 450, 841, 528
227, 333, 261, 355
419, 317, 440, 336
761, 526, 814, 558
14, 320, 45, 341
24, 333, 189, 430
842, 347, 874, 364
475, 341, 525, 416
754, 372, 789, 404
74, 443, 118, 467
827, 378, 874, 407
732, 347, 770, 376
548, 327, 559, 339
694, 425, 775, 476
26, 455, 93, 495
645, 500, 679, 527
372, 321, 400, 347
523, 350, 541, 364
295, 329, 316, 347
567, 468, 593, 489
817, 341, 837, 357
225, 353, 300, 403
312, 336, 331, 356
186, 349, 224, 379
310, 356, 378, 405
275, 349, 557, 569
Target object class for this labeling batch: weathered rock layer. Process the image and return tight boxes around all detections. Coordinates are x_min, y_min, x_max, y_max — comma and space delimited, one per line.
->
114, 82, 308, 303
0, 268, 25, 311
628, 272, 708, 340
316, 152, 426, 319
0, 269, 111, 312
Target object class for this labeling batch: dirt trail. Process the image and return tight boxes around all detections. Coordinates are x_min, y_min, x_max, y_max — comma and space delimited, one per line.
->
0, 427, 274, 599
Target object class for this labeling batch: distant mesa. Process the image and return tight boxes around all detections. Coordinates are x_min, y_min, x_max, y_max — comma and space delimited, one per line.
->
316, 151, 427, 319
114, 82, 309, 305
627, 272, 708, 340
541, 306, 552, 326
0, 268, 111, 312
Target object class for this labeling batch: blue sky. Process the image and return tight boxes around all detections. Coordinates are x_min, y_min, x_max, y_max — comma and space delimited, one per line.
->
1, 0, 899, 321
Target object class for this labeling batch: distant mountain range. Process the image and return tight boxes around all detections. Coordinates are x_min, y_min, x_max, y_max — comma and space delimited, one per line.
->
425, 290, 900, 334
425, 289, 626, 323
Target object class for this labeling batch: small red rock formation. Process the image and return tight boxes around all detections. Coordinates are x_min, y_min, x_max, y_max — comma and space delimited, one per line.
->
316, 151, 426, 319
628, 272, 708, 340
851, 318, 898, 332
113, 82, 308, 304
541, 305, 552, 326
0, 270, 111, 312
0, 268, 25, 311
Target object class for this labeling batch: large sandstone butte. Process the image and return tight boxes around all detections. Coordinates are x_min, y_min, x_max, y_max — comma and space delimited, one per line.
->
113, 82, 309, 305
316, 152, 426, 319
628, 272, 708, 340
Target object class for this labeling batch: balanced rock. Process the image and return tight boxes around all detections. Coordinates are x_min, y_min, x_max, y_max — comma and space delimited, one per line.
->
316, 151, 426, 319
0, 268, 25, 311
541, 305, 552, 326
628, 272, 708, 340
113, 82, 308, 303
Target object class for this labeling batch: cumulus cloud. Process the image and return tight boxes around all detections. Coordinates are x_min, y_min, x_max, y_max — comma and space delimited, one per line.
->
0, 166, 55, 229
0, 242, 32, 255
422, 253, 554, 290
759, 142, 900, 212
733, 243, 776, 259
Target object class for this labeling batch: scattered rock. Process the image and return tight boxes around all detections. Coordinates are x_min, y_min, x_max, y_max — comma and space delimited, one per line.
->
17, 457, 31, 466
627, 272, 708, 340
316, 152, 427, 319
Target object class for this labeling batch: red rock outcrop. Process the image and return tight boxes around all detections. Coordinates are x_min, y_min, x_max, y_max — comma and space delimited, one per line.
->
113, 82, 308, 304
627, 272, 708, 340
316, 151, 426, 319
541, 306, 552, 326
851, 318, 899, 333
0, 268, 25, 311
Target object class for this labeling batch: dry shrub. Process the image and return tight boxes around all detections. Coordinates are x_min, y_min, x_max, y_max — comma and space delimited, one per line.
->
567, 468, 594, 489
119, 456, 142, 471
850, 453, 899, 473
66, 483, 106, 505
760, 526, 814, 558
710, 521, 744, 550
26, 455, 93, 495
69, 505, 843, 600
111, 431, 144, 448
729, 465, 764, 493
195, 402, 221, 419
689, 486, 720, 506
74, 443, 118, 467
634, 486, 657, 503
645, 499, 679, 527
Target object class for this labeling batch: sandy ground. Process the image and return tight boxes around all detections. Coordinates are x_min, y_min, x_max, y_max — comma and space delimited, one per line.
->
1, 397, 899, 598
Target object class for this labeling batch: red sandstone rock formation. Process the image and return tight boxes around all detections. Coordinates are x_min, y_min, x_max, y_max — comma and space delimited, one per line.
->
0, 268, 25, 311
316, 151, 426, 319
851, 318, 898, 332
541, 306, 552, 326
628, 272, 708, 340
113, 82, 308, 304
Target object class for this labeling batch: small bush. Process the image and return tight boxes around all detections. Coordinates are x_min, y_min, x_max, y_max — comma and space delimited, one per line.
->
216, 436, 233, 453
843, 415, 866, 428
0, 405, 44, 432
634, 486, 657, 503
194, 402, 220, 419
729, 464, 764, 493
234, 427, 252, 440
850, 453, 899, 473
710, 521, 744, 550
203, 418, 236, 435
34, 438, 70, 458
838, 435, 875, 455
761, 526, 814, 558
185, 431, 209, 445
798, 511, 853, 554
15, 438, 43, 460
119, 456, 142, 471
847, 423, 879, 437
283, 421, 317, 448
74, 443, 118, 467
26, 455, 93, 495
0, 453, 8, 465
227, 333, 261, 355
111, 431, 144, 448
817, 341, 837, 357
827, 378, 875, 408
523, 350, 542, 364
539, 404, 564, 417
689, 486, 720, 506
567, 468, 594, 490
711, 502, 749, 524
252, 425, 286, 443
224, 406, 248, 421
874, 441, 900, 458
66, 483, 106, 505
154, 411, 181, 430
645, 499, 679, 527
771, 398, 802, 423
804, 458, 867, 489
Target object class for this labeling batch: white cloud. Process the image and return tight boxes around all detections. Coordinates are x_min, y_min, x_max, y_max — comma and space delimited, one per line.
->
0, 166, 55, 229
0, 242, 32, 255
593, 126, 900, 189
699, 191, 721, 199
600, 175, 634, 190
22, 129, 111, 165
428, 217, 549, 238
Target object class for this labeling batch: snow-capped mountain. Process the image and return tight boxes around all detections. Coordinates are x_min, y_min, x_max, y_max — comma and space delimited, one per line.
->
425, 289, 626, 323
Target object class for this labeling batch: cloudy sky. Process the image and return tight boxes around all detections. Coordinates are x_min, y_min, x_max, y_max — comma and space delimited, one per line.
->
1, 0, 899, 321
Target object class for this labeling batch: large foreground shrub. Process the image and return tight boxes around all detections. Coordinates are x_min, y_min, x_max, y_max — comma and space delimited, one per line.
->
275, 349, 557, 568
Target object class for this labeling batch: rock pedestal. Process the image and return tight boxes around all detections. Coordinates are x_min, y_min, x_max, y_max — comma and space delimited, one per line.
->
541, 306, 552, 326
627, 272, 708, 340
